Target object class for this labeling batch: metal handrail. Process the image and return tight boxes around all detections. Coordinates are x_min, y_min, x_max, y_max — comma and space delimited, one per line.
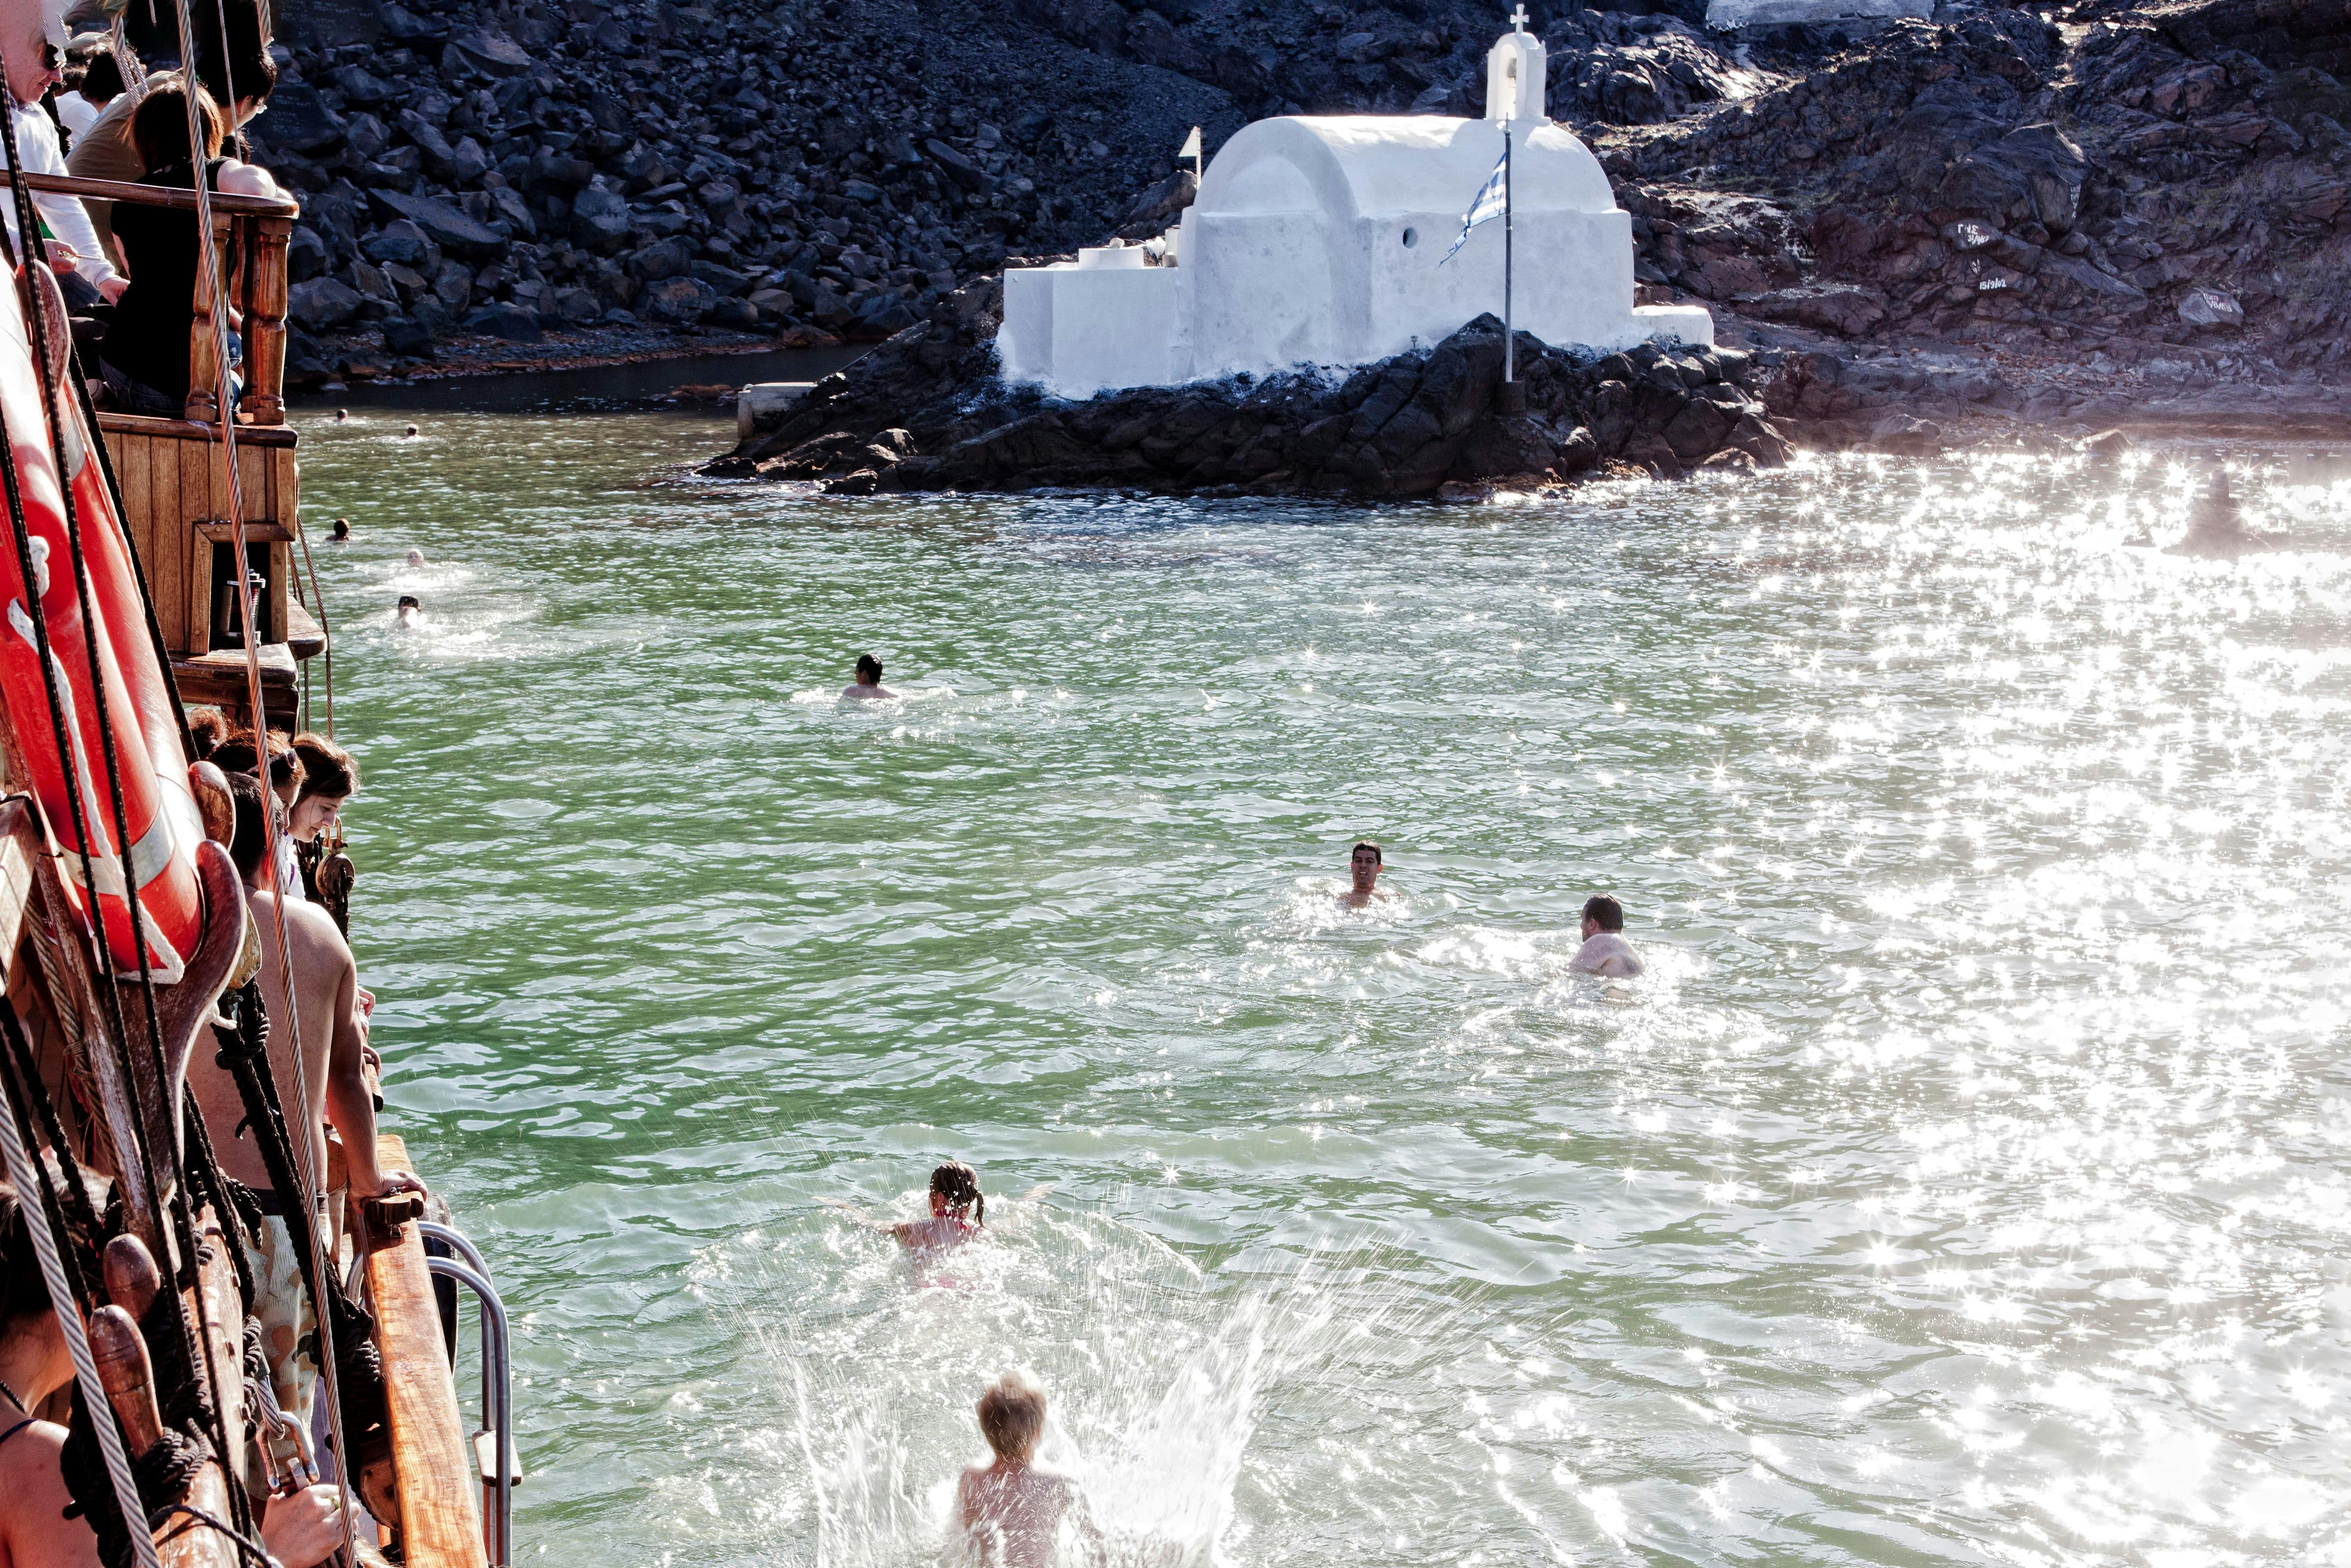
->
423, 1253, 512, 1568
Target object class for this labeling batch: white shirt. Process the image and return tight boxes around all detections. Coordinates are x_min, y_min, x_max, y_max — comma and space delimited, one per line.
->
3, 97, 122, 289
53, 91, 99, 140
1569, 931, 1643, 977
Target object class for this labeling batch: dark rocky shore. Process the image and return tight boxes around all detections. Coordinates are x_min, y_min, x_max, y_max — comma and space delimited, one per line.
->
705, 291, 1788, 497
266, 0, 2351, 428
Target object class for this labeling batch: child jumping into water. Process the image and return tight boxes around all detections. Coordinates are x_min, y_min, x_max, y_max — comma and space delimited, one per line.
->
891, 1160, 986, 1251
958, 1373, 1101, 1568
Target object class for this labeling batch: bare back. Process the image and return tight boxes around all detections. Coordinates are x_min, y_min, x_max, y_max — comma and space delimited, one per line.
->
187, 892, 352, 1196
957, 1462, 1080, 1568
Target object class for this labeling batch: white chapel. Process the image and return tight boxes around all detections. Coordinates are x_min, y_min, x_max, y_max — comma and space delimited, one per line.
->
999, 14, 1713, 400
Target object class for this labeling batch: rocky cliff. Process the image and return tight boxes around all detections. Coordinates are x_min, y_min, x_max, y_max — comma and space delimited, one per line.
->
261, 0, 2351, 427
705, 298, 1789, 496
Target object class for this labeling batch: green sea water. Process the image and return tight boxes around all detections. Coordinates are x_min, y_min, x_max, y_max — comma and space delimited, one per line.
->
296, 407, 2351, 1568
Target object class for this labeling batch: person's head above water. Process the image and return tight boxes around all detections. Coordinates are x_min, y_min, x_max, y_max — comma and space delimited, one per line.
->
330, 517, 350, 540
1581, 894, 1625, 937
929, 1160, 985, 1225
976, 1372, 1047, 1465
855, 654, 883, 686
396, 595, 421, 619
1349, 840, 1382, 890
405, 549, 425, 568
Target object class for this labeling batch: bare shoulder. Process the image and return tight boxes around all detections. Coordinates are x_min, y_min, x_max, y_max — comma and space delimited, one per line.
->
263, 893, 354, 967
216, 161, 280, 198
0, 1420, 88, 1568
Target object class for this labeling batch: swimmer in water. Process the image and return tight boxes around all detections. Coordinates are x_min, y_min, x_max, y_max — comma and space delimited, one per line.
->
958, 1373, 1102, 1568
395, 594, 421, 628
405, 549, 425, 568
1567, 894, 1644, 977
404, 424, 418, 438
330, 517, 350, 541
888, 1160, 985, 1251
1338, 840, 1388, 908
841, 652, 896, 700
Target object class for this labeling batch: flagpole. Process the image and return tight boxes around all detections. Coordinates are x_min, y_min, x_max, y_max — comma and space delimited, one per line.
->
1498, 120, 1524, 413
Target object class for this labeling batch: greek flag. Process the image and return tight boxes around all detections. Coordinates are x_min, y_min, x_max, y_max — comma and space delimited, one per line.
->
1439, 146, 1508, 265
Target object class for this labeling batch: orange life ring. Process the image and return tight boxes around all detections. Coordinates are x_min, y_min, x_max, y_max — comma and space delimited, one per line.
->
0, 263, 205, 979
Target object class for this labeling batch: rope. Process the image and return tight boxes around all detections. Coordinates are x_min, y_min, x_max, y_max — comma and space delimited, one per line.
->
66, 344, 199, 765
0, 1046, 163, 1568
168, 9, 364, 1558
62, 1392, 212, 1568
291, 513, 330, 737
0, 104, 251, 1548
0, 1003, 107, 1252
109, 18, 149, 99
152, 1502, 271, 1567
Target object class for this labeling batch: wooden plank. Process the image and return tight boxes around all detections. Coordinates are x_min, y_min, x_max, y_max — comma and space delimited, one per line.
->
192, 521, 295, 544
95, 413, 300, 449
130, 435, 177, 658
14, 170, 296, 218
0, 799, 36, 985
284, 600, 325, 660
184, 442, 214, 649
366, 1134, 487, 1568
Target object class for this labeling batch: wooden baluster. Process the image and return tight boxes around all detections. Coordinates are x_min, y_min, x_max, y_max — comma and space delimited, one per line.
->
182, 209, 232, 425
244, 215, 290, 426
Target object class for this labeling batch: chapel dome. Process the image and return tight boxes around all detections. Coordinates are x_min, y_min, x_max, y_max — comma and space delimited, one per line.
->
1194, 115, 1618, 223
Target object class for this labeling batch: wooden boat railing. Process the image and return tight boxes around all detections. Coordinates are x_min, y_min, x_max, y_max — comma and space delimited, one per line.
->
16, 173, 318, 724
0, 179, 484, 1563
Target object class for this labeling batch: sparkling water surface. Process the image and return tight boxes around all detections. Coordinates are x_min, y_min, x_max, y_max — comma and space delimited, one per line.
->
294, 409, 2351, 1568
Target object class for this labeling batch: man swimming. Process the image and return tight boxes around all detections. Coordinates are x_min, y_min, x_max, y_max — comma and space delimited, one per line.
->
1568, 894, 1644, 976
1339, 841, 1388, 907
841, 653, 895, 700
395, 594, 421, 628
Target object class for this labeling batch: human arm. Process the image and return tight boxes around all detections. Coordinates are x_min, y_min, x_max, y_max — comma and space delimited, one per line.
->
322, 944, 420, 1201
259, 1483, 346, 1568
33, 195, 124, 295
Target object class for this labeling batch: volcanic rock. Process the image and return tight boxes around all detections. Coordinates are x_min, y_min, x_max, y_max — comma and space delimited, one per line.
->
707, 300, 1787, 497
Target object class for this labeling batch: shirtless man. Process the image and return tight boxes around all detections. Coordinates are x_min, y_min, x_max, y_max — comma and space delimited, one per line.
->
1567, 894, 1645, 977
187, 775, 421, 1492
957, 1374, 1100, 1568
1339, 841, 1387, 908
841, 653, 895, 700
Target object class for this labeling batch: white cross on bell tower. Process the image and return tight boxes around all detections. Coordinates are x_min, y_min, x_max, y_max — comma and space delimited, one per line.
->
1485, 8, 1548, 124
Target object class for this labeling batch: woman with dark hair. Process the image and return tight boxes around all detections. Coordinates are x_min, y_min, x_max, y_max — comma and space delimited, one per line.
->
210, 728, 307, 901
889, 1161, 986, 1251
287, 732, 356, 845
94, 84, 287, 415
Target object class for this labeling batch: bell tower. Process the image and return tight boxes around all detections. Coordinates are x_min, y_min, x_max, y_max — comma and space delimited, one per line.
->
1485, 5, 1548, 125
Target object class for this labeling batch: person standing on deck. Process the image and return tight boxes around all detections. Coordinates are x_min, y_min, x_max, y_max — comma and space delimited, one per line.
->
64, 0, 275, 270
184, 776, 422, 1504
52, 42, 122, 141
0, 5, 126, 307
